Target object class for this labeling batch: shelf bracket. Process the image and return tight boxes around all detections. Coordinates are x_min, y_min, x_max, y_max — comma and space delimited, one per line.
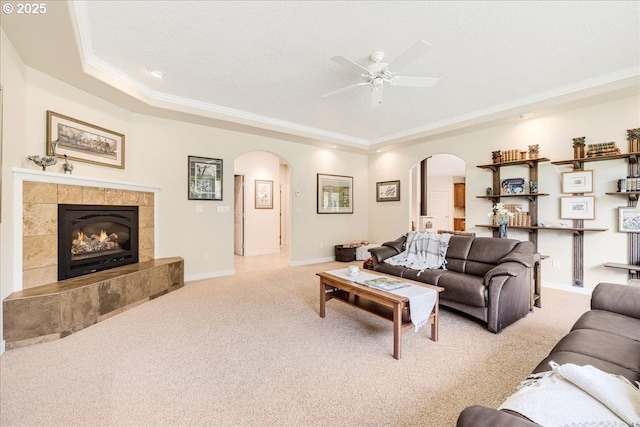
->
571, 160, 583, 170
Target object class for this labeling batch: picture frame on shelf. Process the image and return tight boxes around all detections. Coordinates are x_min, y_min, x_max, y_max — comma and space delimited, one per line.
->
618, 207, 640, 233
255, 180, 273, 209
188, 155, 223, 200
46, 110, 125, 169
317, 173, 353, 214
500, 178, 525, 194
376, 180, 400, 202
562, 170, 594, 194
560, 196, 595, 220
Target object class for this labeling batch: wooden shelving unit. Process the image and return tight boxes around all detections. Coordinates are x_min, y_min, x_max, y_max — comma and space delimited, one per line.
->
551, 144, 639, 283
476, 157, 550, 248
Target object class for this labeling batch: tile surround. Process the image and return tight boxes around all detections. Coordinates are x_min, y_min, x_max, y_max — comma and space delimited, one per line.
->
22, 181, 155, 289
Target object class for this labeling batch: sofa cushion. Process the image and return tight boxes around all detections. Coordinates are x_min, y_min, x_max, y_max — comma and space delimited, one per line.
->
464, 238, 520, 277
373, 263, 407, 277
533, 351, 640, 384
572, 309, 640, 342
401, 268, 447, 286
437, 271, 487, 307
443, 235, 474, 273
549, 329, 640, 374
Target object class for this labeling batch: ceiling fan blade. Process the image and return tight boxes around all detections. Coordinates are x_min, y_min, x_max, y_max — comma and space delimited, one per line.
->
386, 39, 432, 73
321, 81, 369, 98
391, 76, 439, 88
330, 55, 371, 75
371, 85, 383, 107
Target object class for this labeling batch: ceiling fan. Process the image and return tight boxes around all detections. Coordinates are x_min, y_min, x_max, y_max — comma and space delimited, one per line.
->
322, 40, 439, 107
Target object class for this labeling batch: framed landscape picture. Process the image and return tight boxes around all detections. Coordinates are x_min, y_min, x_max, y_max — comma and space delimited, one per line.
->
317, 173, 353, 214
562, 170, 593, 194
255, 180, 273, 209
188, 156, 223, 200
619, 207, 640, 233
560, 196, 595, 220
46, 110, 125, 169
376, 180, 400, 202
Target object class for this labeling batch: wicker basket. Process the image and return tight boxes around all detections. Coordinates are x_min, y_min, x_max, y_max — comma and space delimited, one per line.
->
334, 245, 356, 262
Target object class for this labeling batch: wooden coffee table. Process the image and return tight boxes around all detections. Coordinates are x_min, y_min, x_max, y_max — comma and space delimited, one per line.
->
317, 270, 443, 360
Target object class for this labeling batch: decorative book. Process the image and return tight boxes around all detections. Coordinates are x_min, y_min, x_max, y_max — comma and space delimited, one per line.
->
364, 277, 409, 291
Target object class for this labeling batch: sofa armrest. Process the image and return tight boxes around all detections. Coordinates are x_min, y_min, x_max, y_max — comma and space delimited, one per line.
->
591, 282, 640, 320
457, 406, 539, 427
484, 261, 527, 284
368, 246, 400, 265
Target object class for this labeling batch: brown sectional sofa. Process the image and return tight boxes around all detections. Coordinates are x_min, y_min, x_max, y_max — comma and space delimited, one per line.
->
368, 234, 534, 333
456, 282, 640, 426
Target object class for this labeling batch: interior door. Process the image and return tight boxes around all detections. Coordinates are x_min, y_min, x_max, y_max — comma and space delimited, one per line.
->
428, 191, 450, 231
234, 175, 244, 256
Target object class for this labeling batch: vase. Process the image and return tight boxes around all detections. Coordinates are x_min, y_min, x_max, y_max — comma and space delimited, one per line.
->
498, 220, 508, 238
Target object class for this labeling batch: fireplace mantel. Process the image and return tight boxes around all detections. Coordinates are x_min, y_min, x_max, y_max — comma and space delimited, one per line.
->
12, 167, 161, 292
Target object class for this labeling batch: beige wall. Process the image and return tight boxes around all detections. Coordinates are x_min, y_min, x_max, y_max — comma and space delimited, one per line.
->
367, 96, 638, 290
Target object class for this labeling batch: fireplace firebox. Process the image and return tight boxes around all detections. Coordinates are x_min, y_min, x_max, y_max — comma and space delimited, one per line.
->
58, 204, 139, 280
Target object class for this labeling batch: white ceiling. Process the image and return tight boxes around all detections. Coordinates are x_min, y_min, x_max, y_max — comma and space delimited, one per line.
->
2, 1, 639, 153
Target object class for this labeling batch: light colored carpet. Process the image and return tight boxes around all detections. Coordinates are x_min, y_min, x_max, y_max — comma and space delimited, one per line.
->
0, 260, 591, 427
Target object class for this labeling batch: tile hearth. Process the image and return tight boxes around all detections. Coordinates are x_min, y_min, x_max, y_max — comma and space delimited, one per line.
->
3, 257, 184, 349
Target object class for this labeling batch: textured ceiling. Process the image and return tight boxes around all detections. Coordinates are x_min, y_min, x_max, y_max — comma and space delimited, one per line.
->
2, 1, 639, 151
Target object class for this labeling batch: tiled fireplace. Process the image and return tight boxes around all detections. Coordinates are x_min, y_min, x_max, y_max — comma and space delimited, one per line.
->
22, 179, 155, 289
3, 169, 184, 350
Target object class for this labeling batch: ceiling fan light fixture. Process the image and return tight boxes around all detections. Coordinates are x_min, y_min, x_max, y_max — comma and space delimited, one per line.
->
322, 40, 438, 107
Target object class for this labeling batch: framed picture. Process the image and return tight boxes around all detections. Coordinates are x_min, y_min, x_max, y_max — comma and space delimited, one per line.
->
562, 170, 594, 193
255, 180, 273, 209
317, 173, 353, 214
376, 180, 400, 202
46, 110, 125, 169
188, 156, 223, 200
560, 196, 595, 220
618, 207, 640, 233
500, 178, 525, 194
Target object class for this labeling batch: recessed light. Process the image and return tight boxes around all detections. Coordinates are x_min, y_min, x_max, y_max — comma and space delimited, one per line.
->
148, 69, 164, 79
519, 113, 532, 119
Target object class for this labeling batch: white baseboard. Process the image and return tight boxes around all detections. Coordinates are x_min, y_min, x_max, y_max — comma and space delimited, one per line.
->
542, 282, 593, 295
185, 269, 235, 283
289, 256, 335, 267
0, 339, 5, 355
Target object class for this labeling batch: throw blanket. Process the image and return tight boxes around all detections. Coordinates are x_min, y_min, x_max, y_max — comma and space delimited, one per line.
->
389, 285, 437, 332
384, 231, 451, 273
499, 361, 640, 427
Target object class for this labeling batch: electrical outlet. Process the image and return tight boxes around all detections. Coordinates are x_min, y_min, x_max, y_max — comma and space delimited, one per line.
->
552, 259, 560, 268
195, 205, 204, 213
203, 252, 209, 261
319, 242, 324, 249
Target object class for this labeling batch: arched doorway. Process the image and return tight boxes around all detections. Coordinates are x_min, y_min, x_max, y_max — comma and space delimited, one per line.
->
233, 151, 291, 259
409, 153, 466, 232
